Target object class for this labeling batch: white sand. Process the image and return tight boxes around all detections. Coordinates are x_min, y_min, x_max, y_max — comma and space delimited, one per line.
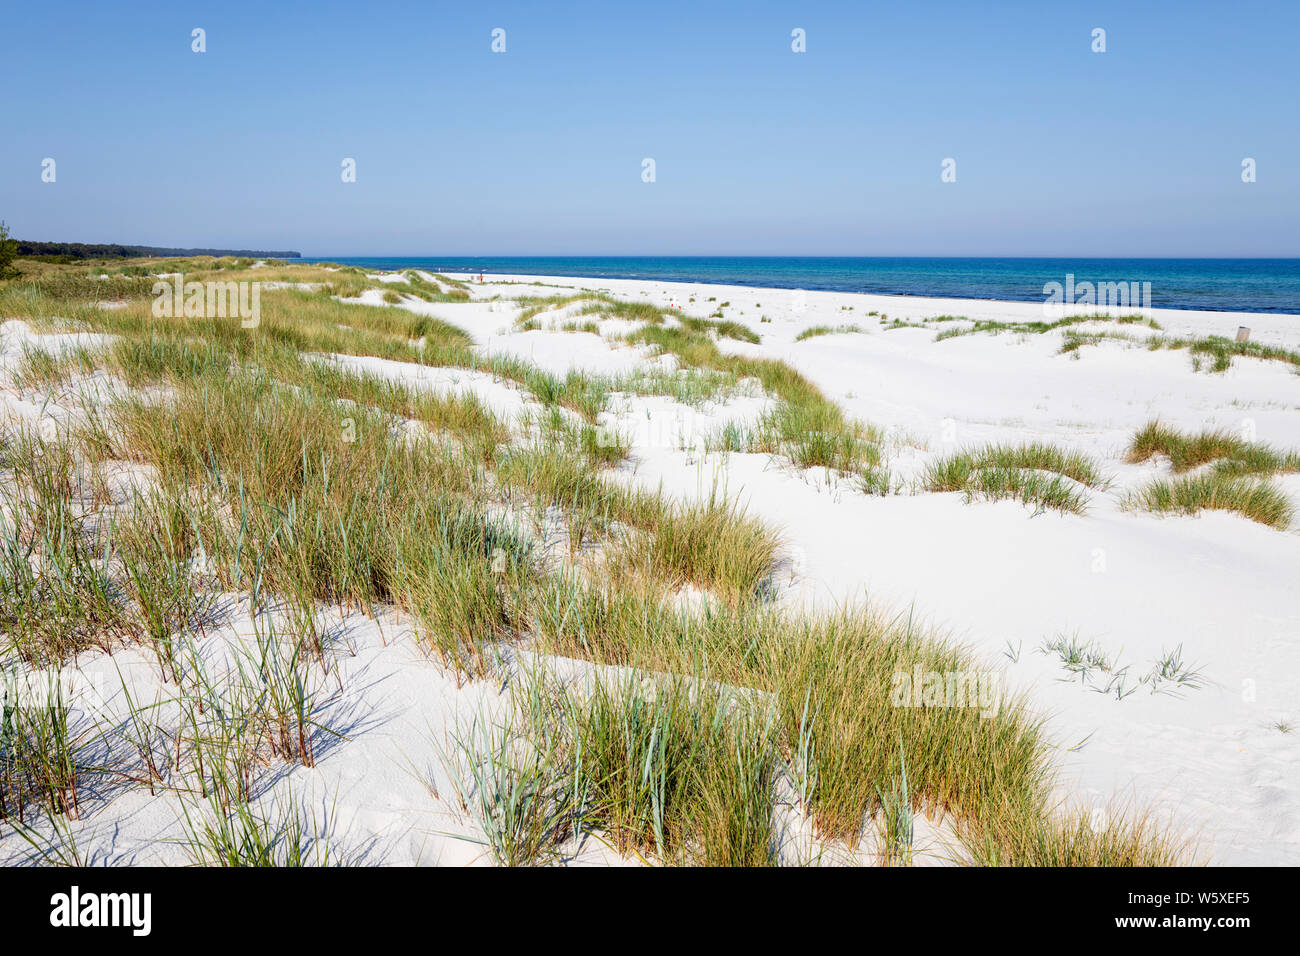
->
2, 274, 1296, 865
451, 273, 1300, 865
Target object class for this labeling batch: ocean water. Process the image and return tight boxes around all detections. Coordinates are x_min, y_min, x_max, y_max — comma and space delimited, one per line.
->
297, 257, 1300, 315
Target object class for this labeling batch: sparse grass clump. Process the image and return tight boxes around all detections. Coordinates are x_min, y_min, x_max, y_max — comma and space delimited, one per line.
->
1126, 420, 1300, 476
963, 467, 1091, 515
795, 324, 865, 342
441, 707, 575, 866
612, 493, 781, 602
677, 315, 760, 344
0, 677, 91, 823
1058, 328, 1143, 355
923, 442, 1106, 515
1059, 330, 1300, 374
445, 672, 778, 866
180, 789, 338, 866
0, 429, 127, 663
624, 317, 887, 485
1181, 334, 1300, 373
1127, 471, 1293, 529
753, 402, 883, 473
936, 313, 1161, 343
563, 677, 777, 864
967, 801, 1188, 866
12, 343, 105, 391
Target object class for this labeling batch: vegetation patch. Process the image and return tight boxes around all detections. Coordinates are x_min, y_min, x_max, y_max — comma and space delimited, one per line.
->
0, 257, 1193, 867
935, 314, 1161, 342
1126, 420, 1300, 477
923, 443, 1107, 515
1126, 471, 1294, 529
795, 324, 866, 342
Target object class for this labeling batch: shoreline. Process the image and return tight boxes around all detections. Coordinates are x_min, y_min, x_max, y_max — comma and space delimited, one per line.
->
297, 258, 1300, 316
445, 271, 1300, 344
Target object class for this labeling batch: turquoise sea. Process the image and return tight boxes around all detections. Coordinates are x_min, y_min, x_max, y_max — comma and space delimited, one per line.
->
296, 257, 1300, 315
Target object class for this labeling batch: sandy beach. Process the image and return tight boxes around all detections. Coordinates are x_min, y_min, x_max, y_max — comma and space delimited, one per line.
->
420, 273, 1300, 864
4, 265, 1293, 866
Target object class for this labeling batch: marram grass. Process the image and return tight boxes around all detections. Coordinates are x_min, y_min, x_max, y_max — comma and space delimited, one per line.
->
0, 256, 1196, 867
1127, 471, 1294, 529
923, 442, 1107, 515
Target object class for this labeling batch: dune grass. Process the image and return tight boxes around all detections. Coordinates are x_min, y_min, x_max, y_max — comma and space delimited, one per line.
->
0, 677, 92, 823
557, 320, 601, 334
625, 320, 888, 483
101, 368, 536, 648
1057, 328, 1300, 374
1124, 421, 1298, 528
516, 292, 681, 329
524, 577, 1180, 862
752, 401, 884, 473
923, 442, 1107, 515
560, 675, 777, 864
1127, 471, 1294, 529
1126, 420, 1300, 476
0, 428, 126, 664
1177, 334, 1300, 373
609, 493, 781, 602
962, 467, 1092, 515
795, 324, 866, 342
514, 293, 597, 325
935, 313, 1162, 342
11, 343, 106, 391
398, 270, 471, 303
0, 258, 1194, 867
966, 800, 1188, 866
445, 670, 778, 866
1057, 328, 1144, 355
179, 791, 336, 867
440, 706, 576, 866
514, 292, 762, 345
677, 315, 760, 344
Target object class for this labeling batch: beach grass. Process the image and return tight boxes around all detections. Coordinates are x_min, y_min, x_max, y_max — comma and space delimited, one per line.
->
935, 313, 1162, 342
0, 257, 1196, 867
922, 442, 1107, 515
1058, 329, 1300, 374
1126, 420, 1300, 476
795, 324, 866, 341
1126, 471, 1294, 529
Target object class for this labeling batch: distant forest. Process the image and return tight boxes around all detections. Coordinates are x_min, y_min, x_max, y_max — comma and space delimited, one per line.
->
16, 240, 302, 260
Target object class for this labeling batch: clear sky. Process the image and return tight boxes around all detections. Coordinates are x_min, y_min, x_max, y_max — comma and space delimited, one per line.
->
2, 0, 1297, 257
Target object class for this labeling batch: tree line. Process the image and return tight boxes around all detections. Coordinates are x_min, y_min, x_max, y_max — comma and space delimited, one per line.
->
10, 238, 301, 260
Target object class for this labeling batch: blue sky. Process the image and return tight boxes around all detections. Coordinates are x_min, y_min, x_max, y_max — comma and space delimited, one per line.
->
2, 0, 1297, 256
